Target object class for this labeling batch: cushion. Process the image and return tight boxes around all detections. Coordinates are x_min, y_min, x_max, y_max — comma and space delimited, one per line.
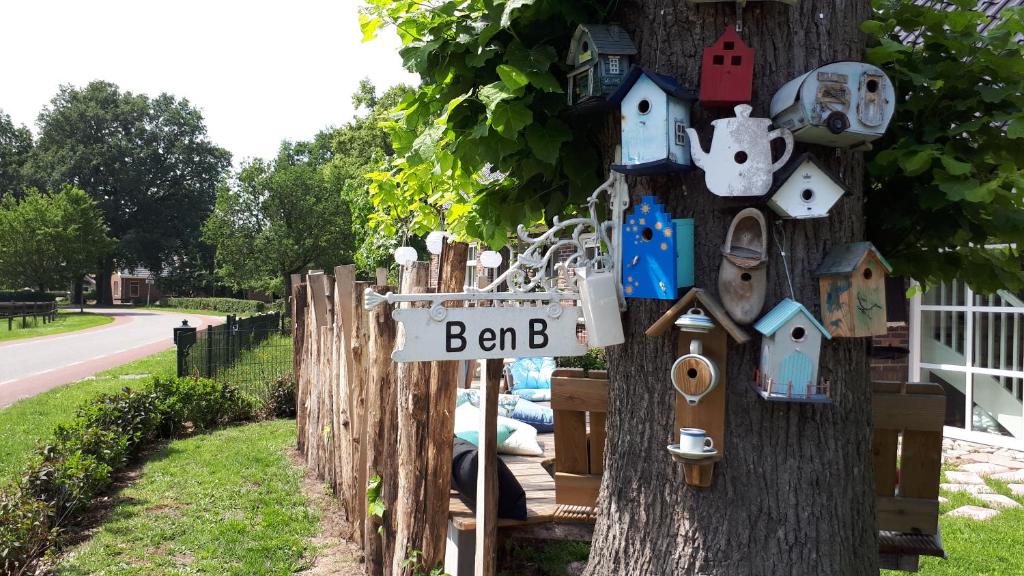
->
498, 415, 544, 456
451, 438, 528, 520
454, 403, 515, 447
511, 387, 551, 402
508, 357, 556, 390
510, 398, 554, 433
456, 388, 519, 418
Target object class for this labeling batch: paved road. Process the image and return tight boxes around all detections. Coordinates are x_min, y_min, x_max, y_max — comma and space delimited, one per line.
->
0, 308, 223, 407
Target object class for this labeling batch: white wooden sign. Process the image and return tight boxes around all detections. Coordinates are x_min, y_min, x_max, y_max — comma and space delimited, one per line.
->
392, 304, 587, 362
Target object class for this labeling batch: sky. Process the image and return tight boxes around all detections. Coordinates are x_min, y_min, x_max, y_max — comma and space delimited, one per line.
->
0, 0, 418, 165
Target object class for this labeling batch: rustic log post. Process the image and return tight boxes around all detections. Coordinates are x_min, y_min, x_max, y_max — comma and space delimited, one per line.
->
364, 284, 398, 576
304, 279, 322, 468
392, 261, 432, 576
333, 265, 357, 522
294, 283, 309, 452
423, 242, 469, 567
352, 280, 373, 546
474, 359, 501, 576
321, 325, 335, 481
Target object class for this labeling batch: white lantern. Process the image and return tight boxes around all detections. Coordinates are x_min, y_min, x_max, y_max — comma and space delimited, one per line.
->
394, 246, 418, 267
479, 250, 503, 269
426, 231, 447, 255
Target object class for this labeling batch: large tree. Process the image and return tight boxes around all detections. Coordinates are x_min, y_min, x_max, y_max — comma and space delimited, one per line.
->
28, 81, 231, 304
0, 109, 33, 197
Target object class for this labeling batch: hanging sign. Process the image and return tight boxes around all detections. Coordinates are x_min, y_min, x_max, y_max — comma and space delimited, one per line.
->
392, 304, 586, 362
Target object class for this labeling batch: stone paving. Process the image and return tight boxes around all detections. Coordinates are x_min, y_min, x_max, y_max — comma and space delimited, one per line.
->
941, 438, 1024, 521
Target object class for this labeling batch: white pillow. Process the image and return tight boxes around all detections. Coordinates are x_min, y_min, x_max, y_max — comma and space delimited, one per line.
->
497, 415, 544, 457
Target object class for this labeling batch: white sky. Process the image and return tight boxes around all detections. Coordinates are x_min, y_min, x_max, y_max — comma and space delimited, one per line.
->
0, 0, 418, 165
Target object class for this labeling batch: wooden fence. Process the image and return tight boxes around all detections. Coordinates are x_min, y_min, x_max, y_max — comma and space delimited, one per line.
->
1, 301, 58, 330
294, 242, 471, 576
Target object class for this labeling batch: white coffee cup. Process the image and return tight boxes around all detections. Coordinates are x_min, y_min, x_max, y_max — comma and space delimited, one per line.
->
679, 428, 714, 454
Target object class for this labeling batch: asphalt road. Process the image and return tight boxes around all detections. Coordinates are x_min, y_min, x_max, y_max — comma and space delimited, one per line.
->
0, 308, 223, 408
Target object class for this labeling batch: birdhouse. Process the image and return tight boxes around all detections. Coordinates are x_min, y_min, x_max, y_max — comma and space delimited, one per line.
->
610, 67, 698, 176
621, 196, 676, 300
753, 298, 832, 403
770, 61, 896, 150
767, 153, 848, 219
699, 26, 754, 108
815, 241, 893, 338
565, 24, 637, 110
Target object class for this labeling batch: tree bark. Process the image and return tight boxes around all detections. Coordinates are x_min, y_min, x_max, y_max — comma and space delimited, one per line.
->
585, 3, 877, 575
96, 257, 114, 306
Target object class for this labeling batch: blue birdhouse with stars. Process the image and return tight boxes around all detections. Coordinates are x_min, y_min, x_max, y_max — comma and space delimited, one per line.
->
622, 196, 677, 300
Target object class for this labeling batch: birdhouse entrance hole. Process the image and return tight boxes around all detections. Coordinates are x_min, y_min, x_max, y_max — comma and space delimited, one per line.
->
735, 150, 748, 164
866, 78, 879, 93
642, 227, 654, 241
740, 272, 752, 282
791, 326, 806, 342
863, 267, 873, 280
801, 188, 814, 202
687, 367, 699, 379
637, 99, 651, 114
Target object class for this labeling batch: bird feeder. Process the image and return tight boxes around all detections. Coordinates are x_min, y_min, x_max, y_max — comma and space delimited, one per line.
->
610, 67, 698, 176
622, 196, 677, 300
770, 61, 895, 150
767, 153, 848, 219
815, 241, 893, 338
699, 26, 754, 109
752, 298, 832, 403
647, 288, 751, 488
565, 24, 637, 111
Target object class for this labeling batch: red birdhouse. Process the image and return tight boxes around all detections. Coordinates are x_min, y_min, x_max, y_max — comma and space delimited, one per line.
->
699, 26, 754, 108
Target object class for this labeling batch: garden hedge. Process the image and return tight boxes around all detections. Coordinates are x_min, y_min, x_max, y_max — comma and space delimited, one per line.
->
0, 291, 57, 303
158, 297, 268, 315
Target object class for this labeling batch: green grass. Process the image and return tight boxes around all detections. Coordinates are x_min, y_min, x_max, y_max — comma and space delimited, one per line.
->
882, 468, 1024, 576
55, 419, 319, 576
0, 310, 113, 342
0, 348, 177, 484
215, 333, 293, 412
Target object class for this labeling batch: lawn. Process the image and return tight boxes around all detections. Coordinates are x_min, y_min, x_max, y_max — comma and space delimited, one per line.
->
0, 310, 113, 342
55, 419, 319, 576
0, 348, 177, 484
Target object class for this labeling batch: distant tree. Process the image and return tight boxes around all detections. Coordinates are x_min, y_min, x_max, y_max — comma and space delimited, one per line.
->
28, 81, 231, 304
0, 188, 115, 296
0, 109, 33, 197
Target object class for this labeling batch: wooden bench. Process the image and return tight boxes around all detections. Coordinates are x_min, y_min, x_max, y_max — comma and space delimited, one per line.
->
444, 369, 606, 576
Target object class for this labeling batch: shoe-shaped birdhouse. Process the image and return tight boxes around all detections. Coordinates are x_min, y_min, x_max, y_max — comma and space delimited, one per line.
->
565, 24, 637, 111
753, 298, 832, 403
622, 196, 677, 300
767, 153, 848, 219
815, 241, 892, 338
770, 61, 895, 150
610, 68, 698, 176
687, 104, 794, 197
718, 208, 768, 324
699, 26, 754, 109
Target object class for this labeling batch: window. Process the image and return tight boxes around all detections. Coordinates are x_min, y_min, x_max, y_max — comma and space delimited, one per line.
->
675, 122, 686, 146
130, 281, 140, 298
606, 56, 620, 75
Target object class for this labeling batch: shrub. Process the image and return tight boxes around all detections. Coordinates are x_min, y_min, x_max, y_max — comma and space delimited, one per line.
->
266, 374, 297, 419
0, 291, 56, 303
159, 297, 267, 315
0, 491, 50, 573
557, 348, 608, 374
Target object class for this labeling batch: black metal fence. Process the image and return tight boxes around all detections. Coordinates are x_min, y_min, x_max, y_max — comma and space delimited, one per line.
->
175, 313, 293, 401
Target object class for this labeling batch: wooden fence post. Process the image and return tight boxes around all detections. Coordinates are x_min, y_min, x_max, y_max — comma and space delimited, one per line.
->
423, 242, 469, 567
364, 284, 398, 576
474, 360, 500, 576
392, 261, 432, 576
332, 265, 357, 527
352, 280, 373, 546
294, 283, 308, 452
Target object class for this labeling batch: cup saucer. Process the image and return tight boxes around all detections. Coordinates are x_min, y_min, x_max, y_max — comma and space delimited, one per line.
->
666, 444, 719, 459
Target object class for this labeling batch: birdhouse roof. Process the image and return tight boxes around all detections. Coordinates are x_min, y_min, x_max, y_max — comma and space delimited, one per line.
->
754, 298, 831, 340
645, 288, 751, 344
770, 152, 851, 197
815, 241, 893, 276
566, 24, 638, 65
608, 67, 698, 106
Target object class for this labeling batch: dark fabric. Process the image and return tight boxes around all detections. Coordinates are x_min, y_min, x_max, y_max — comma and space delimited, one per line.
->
451, 438, 528, 520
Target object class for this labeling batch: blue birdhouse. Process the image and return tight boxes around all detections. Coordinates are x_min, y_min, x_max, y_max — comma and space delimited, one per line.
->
622, 196, 677, 300
610, 68, 698, 176
566, 24, 637, 111
753, 299, 832, 403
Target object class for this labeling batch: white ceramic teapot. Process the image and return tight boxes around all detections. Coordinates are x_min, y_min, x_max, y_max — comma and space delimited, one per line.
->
687, 104, 794, 197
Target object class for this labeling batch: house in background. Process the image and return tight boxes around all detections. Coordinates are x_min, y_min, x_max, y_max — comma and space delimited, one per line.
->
111, 268, 162, 305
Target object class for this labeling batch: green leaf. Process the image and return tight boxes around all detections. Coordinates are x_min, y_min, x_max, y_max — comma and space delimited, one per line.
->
501, 0, 536, 28
358, 13, 382, 43
898, 149, 936, 176
525, 120, 571, 165
478, 82, 518, 113
496, 65, 529, 91
937, 176, 980, 201
939, 155, 973, 176
1008, 119, 1024, 139
525, 70, 563, 93
489, 101, 533, 137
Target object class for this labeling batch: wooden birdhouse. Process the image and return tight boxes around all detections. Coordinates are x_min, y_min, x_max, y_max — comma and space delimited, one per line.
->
622, 196, 677, 300
770, 61, 896, 150
647, 288, 751, 488
815, 241, 893, 338
699, 26, 754, 108
565, 24, 637, 110
767, 153, 848, 219
610, 67, 698, 176
753, 298, 832, 403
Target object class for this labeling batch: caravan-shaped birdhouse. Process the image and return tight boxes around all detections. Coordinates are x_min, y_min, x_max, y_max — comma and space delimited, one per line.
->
699, 26, 754, 109
753, 299, 832, 403
770, 61, 895, 149
566, 24, 637, 110
767, 153, 848, 219
610, 68, 698, 176
622, 196, 677, 300
815, 241, 892, 338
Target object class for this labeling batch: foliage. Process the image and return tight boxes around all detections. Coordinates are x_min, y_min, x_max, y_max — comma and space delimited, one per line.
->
864, 3, 1024, 293
159, 296, 268, 315
360, 0, 609, 248
28, 81, 231, 301
401, 549, 449, 576
0, 109, 32, 198
267, 374, 298, 419
366, 474, 386, 534
0, 187, 115, 291
0, 291, 56, 302
556, 347, 607, 374
0, 376, 250, 573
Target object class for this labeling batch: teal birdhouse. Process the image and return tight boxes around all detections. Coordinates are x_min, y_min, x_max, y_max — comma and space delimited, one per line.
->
753, 299, 832, 403
622, 196, 677, 300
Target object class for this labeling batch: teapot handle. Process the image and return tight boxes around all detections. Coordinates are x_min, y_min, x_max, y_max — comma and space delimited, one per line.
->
769, 128, 795, 173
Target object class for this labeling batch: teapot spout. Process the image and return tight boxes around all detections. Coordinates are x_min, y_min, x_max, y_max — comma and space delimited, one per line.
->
685, 128, 708, 169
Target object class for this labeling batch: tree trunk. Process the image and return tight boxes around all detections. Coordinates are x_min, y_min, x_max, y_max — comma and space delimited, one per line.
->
586, 3, 878, 575
96, 257, 114, 306
73, 278, 83, 311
